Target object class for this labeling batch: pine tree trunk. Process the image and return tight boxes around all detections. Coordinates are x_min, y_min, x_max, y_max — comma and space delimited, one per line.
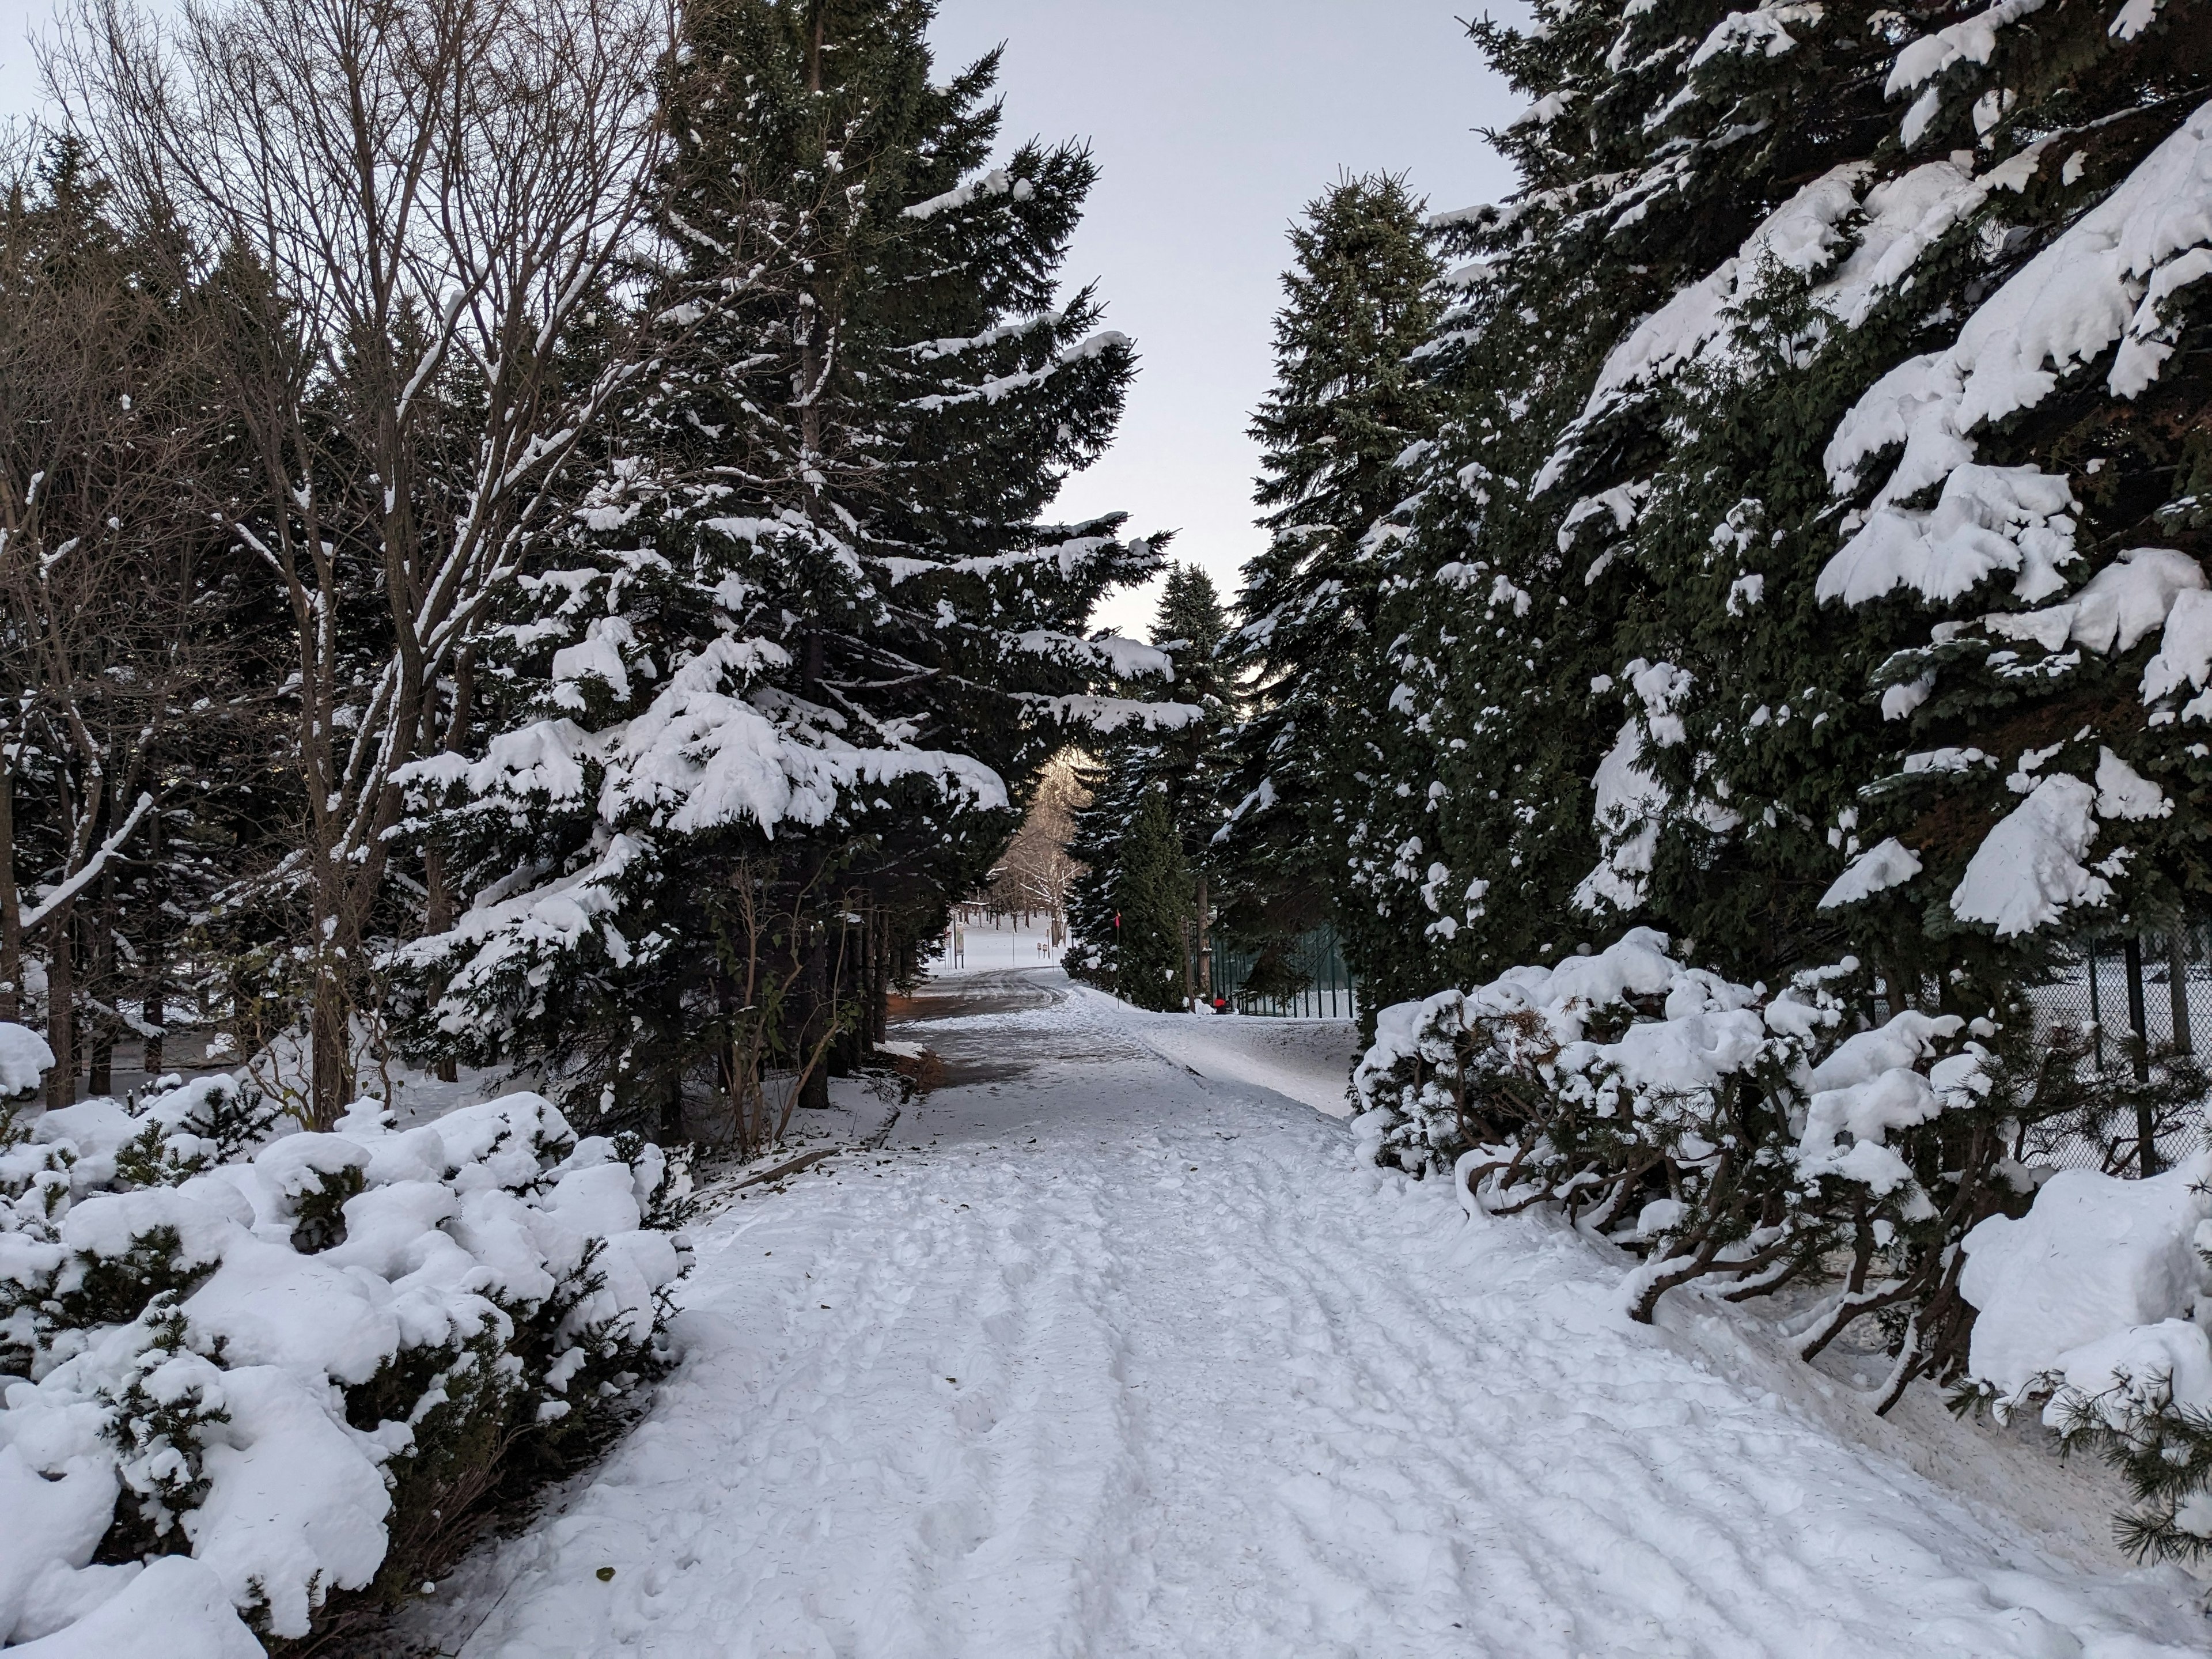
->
1196, 870, 1211, 1007
661, 1070, 685, 1148
2168, 928, 2192, 1055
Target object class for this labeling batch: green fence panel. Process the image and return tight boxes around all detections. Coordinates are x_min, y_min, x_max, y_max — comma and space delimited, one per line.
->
1200, 926, 1358, 1020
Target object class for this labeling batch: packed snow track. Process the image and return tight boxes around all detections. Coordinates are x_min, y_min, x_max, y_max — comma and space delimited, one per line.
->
431, 968, 2210, 1657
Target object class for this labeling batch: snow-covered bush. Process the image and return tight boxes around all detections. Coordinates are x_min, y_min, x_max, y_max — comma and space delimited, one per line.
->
0, 1027, 690, 1651
1351, 933, 2181, 1402
1956, 1154, 2212, 1560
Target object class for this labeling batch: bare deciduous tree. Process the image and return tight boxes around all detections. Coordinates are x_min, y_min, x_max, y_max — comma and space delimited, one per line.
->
0, 137, 213, 1105
988, 749, 1088, 942
52, 0, 672, 1120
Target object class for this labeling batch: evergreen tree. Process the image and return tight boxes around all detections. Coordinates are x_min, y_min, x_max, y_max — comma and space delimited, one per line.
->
393, 0, 1171, 1134
1106, 782, 1192, 1010
1535, 0, 2212, 1022
0, 140, 272, 1101
1349, 0, 1922, 1015
1221, 175, 1441, 991
1153, 562, 1237, 862
1324, 0, 2212, 1457
1808, 22, 2212, 976
1063, 562, 1229, 1001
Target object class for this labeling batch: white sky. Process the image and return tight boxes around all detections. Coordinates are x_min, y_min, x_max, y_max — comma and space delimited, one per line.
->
0, 0, 1525, 637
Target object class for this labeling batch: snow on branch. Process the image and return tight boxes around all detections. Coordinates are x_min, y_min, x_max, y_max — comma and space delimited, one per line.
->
876, 534, 1123, 586
904, 167, 1034, 220
1817, 838, 1923, 908
907, 331, 1130, 413
1017, 694, 1206, 734
1011, 630, 1175, 679
901, 308, 1069, 362
20, 793, 157, 934
1825, 101, 2212, 513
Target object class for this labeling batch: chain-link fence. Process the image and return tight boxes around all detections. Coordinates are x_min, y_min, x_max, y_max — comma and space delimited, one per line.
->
2024, 925, 2212, 1174
1202, 927, 1359, 1020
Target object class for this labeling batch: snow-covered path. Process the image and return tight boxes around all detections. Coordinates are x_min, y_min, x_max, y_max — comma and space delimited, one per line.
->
437, 969, 2208, 1658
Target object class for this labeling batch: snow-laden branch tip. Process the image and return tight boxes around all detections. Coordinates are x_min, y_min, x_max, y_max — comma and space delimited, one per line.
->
903, 167, 1034, 220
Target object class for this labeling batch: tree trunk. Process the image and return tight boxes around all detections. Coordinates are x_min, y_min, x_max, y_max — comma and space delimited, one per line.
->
0, 753, 18, 1026
87, 866, 117, 1097
661, 1069, 686, 1148
1196, 870, 1211, 1007
44, 901, 74, 1109
2126, 934, 2157, 1175
798, 916, 831, 1113
309, 887, 356, 1127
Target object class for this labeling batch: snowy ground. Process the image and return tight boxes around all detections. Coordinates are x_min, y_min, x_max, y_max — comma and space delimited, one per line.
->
403, 964, 2211, 1658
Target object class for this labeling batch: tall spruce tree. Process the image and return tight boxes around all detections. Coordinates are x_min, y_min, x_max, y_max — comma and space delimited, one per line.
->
1348, 0, 1930, 1014
393, 0, 1175, 1132
1220, 175, 1441, 991
1805, 12, 2212, 984
1107, 782, 1192, 1010
1063, 562, 1229, 1002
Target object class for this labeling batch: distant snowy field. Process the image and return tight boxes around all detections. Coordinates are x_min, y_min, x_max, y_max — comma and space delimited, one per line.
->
400, 963, 2210, 1658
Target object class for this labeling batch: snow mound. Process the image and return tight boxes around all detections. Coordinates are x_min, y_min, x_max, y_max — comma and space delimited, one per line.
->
0, 1025, 54, 1101
1960, 1154, 2212, 1416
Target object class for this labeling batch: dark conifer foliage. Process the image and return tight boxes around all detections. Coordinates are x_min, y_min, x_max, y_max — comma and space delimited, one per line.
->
1218, 175, 1441, 987
1324, 0, 2212, 1552
1064, 563, 1228, 1003
391, 0, 1172, 1131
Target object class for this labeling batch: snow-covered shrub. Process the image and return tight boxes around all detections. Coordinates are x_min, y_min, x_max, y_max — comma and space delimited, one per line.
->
1956, 1154, 2212, 1560
0, 1044, 690, 1651
1351, 932, 2161, 1400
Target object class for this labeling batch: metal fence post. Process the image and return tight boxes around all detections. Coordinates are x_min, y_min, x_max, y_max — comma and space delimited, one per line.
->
2169, 929, 2194, 1055
2127, 934, 2160, 1174
2125, 935, 2152, 1084
2089, 941, 2104, 1071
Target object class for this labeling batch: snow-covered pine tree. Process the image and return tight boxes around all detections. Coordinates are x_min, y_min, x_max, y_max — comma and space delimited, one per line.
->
1219, 175, 1441, 995
1534, 0, 2212, 1018
392, 0, 1179, 1134
1807, 5, 2212, 976
1358, 0, 1933, 1009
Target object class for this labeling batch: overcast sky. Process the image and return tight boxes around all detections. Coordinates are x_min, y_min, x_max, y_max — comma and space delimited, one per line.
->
0, 0, 1526, 635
